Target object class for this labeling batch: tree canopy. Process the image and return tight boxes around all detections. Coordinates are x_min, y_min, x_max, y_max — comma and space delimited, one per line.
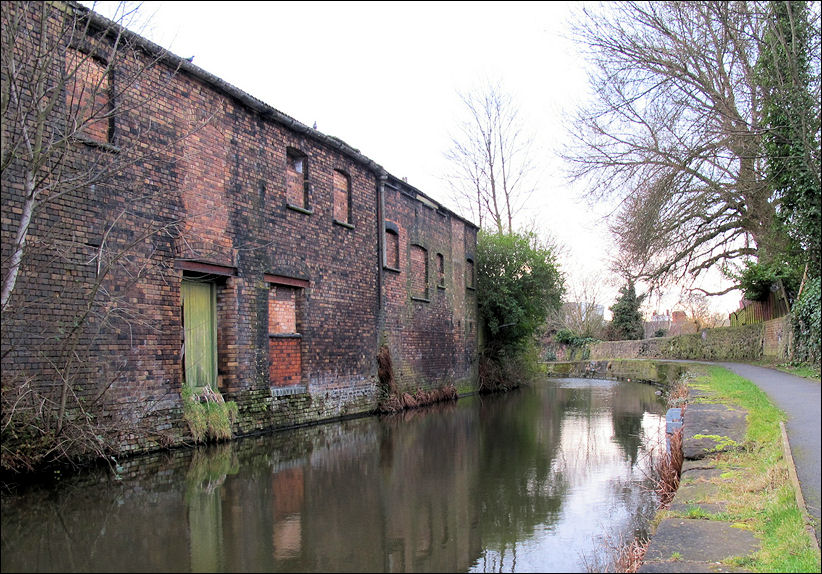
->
608, 282, 646, 341
567, 1, 821, 295
476, 231, 564, 356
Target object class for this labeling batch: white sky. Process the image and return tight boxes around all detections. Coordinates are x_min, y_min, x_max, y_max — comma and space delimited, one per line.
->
84, 0, 742, 318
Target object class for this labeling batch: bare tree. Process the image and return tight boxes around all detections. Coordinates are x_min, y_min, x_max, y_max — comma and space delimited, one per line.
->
565, 1, 820, 296
675, 290, 724, 329
1, 1, 202, 471
554, 274, 607, 338
445, 82, 535, 234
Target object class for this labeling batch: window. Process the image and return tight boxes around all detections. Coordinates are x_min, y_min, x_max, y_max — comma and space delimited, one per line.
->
265, 275, 309, 391
332, 169, 352, 225
466, 257, 475, 290
410, 244, 428, 300
384, 224, 400, 270
436, 253, 445, 288
65, 48, 111, 144
269, 286, 297, 335
286, 148, 310, 211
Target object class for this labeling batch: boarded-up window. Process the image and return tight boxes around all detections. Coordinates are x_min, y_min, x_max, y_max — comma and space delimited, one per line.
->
410, 244, 428, 300
286, 149, 309, 209
385, 228, 399, 269
436, 253, 445, 287
269, 287, 297, 334
268, 284, 302, 388
333, 169, 351, 224
466, 257, 475, 289
65, 48, 111, 143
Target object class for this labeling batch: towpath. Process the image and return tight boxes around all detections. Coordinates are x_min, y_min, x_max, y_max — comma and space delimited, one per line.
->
715, 362, 820, 546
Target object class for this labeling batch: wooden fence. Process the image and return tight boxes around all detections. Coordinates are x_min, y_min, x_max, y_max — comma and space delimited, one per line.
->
729, 292, 789, 326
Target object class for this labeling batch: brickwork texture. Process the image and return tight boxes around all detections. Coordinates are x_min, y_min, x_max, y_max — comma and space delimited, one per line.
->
0, 2, 479, 458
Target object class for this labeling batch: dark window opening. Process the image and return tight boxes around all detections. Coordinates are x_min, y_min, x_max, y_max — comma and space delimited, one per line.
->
286, 148, 310, 211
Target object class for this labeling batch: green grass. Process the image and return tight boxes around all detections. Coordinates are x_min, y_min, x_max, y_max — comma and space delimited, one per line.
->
684, 366, 820, 573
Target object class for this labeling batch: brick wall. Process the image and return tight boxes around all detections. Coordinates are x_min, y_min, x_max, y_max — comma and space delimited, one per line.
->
0, 2, 478, 461
380, 179, 478, 393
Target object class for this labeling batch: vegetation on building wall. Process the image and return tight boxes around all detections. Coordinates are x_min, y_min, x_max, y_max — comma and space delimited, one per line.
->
376, 344, 458, 413
182, 386, 238, 443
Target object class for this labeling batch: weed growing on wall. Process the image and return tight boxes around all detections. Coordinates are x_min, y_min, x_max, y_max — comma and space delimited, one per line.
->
182, 386, 238, 443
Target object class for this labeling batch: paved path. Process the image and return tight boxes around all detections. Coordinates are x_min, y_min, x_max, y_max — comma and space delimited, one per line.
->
713, 362, 820, 545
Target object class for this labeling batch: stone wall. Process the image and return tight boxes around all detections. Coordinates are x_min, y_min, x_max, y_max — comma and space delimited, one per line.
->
543, 359, 688, 386
587, 316, 792, 362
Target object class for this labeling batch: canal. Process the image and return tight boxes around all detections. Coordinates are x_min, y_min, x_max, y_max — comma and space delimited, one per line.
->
1, 377, 668, 573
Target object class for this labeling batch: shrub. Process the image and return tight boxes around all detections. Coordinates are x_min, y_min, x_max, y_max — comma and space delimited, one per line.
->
791, 276, 820, 366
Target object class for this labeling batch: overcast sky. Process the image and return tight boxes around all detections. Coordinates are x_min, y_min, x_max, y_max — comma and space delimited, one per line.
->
84, 1, 741, 316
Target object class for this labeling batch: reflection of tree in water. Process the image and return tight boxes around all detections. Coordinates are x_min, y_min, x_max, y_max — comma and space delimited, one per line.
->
610, 381, 666, 465
475, 386, 569, 551
1, 380, 668, 574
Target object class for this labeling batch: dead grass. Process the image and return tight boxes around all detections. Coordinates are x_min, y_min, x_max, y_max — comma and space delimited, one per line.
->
654, 428, 683, 508
614, 537, 651, 573
378, 385, 458, 414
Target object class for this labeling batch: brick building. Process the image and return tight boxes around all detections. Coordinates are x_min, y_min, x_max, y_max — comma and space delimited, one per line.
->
0, 2, 478, 456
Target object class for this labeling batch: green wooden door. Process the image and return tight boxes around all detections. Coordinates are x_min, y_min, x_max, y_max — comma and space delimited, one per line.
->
182, 280, 217, 389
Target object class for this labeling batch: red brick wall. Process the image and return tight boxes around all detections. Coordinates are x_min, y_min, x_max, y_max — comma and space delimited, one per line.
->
0, 3, 477, 459
269, 287, 297, 334
269, 338, 302, 387
381, 181, 478, 392
333, 170, 350, 223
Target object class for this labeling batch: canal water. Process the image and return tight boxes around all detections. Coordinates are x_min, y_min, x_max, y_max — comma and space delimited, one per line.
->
1, 377, 667, 573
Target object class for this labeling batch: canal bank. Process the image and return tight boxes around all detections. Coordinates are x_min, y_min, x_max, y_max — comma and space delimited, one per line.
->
1, 375, 668, 572
545, 360, 821, 572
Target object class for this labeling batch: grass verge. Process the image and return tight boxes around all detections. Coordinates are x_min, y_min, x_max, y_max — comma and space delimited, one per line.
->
664, 365, 820, 573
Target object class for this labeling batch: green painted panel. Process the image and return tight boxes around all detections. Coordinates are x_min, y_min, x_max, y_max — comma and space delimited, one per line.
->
182, 280, 216, 389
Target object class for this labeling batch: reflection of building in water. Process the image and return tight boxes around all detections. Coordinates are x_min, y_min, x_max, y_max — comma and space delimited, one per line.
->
1, 381, 666, 573
273, 466, 304, 560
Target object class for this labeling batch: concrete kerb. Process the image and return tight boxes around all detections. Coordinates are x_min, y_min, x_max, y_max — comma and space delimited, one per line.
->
780, 420, 820, 549
639, 391, 758, 573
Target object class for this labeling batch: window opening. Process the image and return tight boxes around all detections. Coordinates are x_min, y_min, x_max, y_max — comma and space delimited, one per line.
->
411, 244, 429, 300
65, 48, 112, 143
286, 148, 310, 210
436, 253, 445, 288
385, 228, 400, 270
268, 282, 303, 389
333, 169, 351, 225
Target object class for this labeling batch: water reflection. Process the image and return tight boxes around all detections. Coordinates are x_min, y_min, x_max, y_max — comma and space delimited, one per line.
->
1, 378, 665, 573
